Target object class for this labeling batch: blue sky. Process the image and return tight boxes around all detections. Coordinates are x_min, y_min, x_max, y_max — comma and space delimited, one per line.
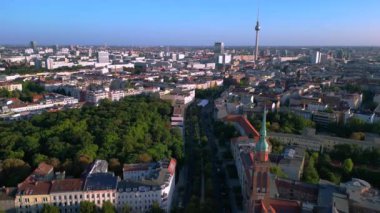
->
1, 0, 380, 46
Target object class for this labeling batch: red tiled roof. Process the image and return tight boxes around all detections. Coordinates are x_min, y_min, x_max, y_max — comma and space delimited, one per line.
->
256, 198, 301, 213
230, 136, 250, 144
33, 162, 53, 177
224, 115, 260, 139
17, 180, 51, 195
50, 179, 83, 193
266, 198, 301, 213
168, 158, 176, 176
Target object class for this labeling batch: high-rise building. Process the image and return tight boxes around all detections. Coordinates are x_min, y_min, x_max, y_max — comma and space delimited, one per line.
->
97, 51, 109, 63
214, 42, 224, 54
88, 48, 92, 57
53, 44, 59, 53
311, 51, 322, 64
30, 41, 37, 51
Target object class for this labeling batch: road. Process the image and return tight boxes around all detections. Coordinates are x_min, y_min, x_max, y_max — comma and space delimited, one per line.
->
175, 98, 238, 212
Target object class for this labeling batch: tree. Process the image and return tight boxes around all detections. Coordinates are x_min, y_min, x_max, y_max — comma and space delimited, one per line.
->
121, 204, 131, 213
41, 204, 59, 213
0, 96, 182, 184
108, 158, 121, 175
270, 166, 287, 178
32, 154, 48, 167
101, 201, 116, 213
343, 158, 354, 173
303, 156, 319, 184
0, 158, 31, 186
350, 132, 365, 140
185, 196, 200, 213
80, 201, 97, 213
149, 202, 165, 213
138, 153, 152, 163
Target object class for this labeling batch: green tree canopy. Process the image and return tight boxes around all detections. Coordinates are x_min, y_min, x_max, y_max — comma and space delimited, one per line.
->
343, 158, 354, 173
149, 202, 165, 213
101, 201, 116, 213
41, 204, 59, 213
80, 201, 97, 213
0, 96, 183, 185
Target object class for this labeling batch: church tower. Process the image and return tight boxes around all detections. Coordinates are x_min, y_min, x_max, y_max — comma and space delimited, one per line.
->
249, 109, 271, 212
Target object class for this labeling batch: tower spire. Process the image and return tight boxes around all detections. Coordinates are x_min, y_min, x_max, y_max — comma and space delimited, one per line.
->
259, 107, 267, 138
255, 108, 269, 161
254, 2, 261, 61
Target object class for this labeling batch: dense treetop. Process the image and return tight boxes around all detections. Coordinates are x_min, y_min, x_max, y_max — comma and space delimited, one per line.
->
0, 95, 183, 186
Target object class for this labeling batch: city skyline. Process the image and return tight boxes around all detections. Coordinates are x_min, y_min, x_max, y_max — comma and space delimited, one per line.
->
2, 0, 380, 46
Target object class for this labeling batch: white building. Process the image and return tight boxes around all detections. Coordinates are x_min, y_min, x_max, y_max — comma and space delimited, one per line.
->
310, 51, 321, 64
97, 51, 110, 63
0, 82, 22, 91
86, 90, 108, 105
109, 90, 125, 101
117, 159, 177, 212
49, 179, 84, 212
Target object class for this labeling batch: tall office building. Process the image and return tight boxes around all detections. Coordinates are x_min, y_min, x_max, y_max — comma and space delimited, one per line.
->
30, 41, 37, 51
311, 51, 322, 64
97, 51, 109, 63
214, 42, 224, 54
53, 44, 59, 53
88, 48, 93, 57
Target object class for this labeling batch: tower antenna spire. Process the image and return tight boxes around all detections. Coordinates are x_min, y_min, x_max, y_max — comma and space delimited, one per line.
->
257, 0, 260, 21
254, 0, 261, 61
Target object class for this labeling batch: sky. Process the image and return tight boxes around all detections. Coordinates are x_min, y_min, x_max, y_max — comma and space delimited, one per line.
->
1, 0, 380, 46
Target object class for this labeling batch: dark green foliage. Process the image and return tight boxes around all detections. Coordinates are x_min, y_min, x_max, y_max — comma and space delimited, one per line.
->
0, 158, 31, 186
0, 96, 183, 185
101, 201, 116, 213
149, 202, 165, 213
302, 152, 319, 184
195, 87, 225, 99
270, 166, 287, 178
269, 138, 284, 154
0, 81, 45, 102
80, 201, 97, 213
312, 145, 380, 187
326, 118, 380, 138
250, 111, 314, 134
41, 204, 59, 213
121, 204, 131, 213
213, 121, 240, 142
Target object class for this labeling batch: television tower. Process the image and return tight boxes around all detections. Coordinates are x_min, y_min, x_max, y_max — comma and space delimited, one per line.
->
254, 7, 260, 61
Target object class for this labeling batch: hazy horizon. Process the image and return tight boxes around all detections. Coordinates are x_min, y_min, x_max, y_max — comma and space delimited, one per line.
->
2, 0, 380, 46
